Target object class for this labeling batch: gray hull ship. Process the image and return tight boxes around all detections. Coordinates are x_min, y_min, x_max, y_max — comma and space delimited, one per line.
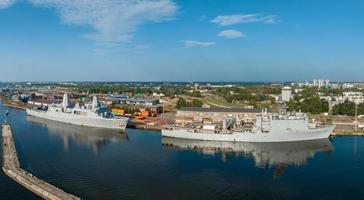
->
26, 93, 128, 130
162, 110, 335, 143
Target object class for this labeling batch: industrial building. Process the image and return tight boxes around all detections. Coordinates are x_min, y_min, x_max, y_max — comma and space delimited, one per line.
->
109, 95, 164, 114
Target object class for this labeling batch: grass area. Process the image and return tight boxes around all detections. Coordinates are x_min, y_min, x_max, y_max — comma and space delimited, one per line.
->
203, 96, 249, 108
202, 95, 277, 110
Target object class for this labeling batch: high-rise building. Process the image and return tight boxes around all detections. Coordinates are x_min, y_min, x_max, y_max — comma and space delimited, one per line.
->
281, 86, 292, 102
313, 79, 330, 88
318, 79, 325, 88
313, 79, 318, 87
324, 79, 330, 88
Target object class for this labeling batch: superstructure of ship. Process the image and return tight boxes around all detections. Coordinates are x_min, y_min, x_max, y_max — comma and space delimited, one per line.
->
26, 93, 129, 130
162, 109, 335, 143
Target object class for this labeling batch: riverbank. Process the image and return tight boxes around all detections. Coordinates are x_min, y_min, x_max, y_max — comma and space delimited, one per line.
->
2, 103, 29, 110
127, 120, 163, 131
3, 103, 363, 135
331, 130, 364, 136
126, 112, 175, 131
331, 132, 364, 136
330, 124, 364, 136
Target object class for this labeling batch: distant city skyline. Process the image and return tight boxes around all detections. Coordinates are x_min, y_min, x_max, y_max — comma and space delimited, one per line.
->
0, 0, 363, 82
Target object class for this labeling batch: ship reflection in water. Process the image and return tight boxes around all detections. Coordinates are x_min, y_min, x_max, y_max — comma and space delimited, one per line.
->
27, 116, 129, 153
162, 137, 333, 178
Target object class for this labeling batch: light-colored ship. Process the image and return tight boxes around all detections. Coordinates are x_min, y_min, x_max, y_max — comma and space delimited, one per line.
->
162, 109, 335, 142
26, 93, 128, 130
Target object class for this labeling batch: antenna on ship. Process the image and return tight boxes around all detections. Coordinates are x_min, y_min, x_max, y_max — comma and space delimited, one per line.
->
261, 109, 263, 133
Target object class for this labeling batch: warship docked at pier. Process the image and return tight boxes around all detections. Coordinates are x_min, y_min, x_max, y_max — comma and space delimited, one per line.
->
26, 93, 129, 130
162, 109, 335, 143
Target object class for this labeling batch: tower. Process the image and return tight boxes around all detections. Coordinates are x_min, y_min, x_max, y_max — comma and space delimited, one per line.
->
62, 93, 70, 109
92, 95, 99, 109
281, 86, 292, 102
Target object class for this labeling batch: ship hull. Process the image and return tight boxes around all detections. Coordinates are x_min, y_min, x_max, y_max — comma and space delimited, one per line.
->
26, 109, 128, 130
162, 126, 335, 143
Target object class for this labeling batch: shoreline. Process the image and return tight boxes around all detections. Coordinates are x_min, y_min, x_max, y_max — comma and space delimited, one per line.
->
127, 119, 163, 131
2, 103, 364, 135
2, 103, 28, 110
331, 132, 364, 136
1, 103, 163, 131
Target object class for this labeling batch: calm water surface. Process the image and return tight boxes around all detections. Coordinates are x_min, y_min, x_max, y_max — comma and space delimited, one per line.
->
1, 103, 364, 200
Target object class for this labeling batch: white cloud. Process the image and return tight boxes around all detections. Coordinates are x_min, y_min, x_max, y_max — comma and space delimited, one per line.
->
211, 13, 277, 26
27, 0, 178, 44
182, 40, 215, 47
93, 48, 114, 55
134, 45, 150, 50
0, 0, 15, 8
218, 29, 244, 39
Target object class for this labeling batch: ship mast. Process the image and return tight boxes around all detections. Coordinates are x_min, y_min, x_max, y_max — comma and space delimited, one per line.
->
261, 109, 263, 132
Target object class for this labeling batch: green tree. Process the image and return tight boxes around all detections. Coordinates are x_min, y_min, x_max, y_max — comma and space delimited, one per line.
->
177, 97, 187, 109
358, 103, 364, 115
287, 96, 329, 114
191, 99, 203, 107
332, 100, 356, 116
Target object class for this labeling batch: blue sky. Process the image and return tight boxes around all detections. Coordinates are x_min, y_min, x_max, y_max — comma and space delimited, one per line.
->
0, 0, 363, 82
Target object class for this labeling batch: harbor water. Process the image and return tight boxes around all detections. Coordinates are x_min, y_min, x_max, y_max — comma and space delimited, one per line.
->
1, 103, 364, 200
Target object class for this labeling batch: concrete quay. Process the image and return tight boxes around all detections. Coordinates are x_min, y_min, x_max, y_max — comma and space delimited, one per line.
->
2, 124, 80, 200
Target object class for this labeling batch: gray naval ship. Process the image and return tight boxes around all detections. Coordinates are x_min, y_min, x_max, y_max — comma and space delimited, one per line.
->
26, 93, 129, 130
162, 109, 335, 143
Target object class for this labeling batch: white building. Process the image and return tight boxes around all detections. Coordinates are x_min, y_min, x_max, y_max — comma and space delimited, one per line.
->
313, 79, 318, 87
313, 79, 329, 88
343, 92, 364, 105
281, 86, 293, 102
318, 79, 325, 88
294, 88, 303, 93
342, 83, 355, 89
324, 79, 330, 88
332, 92, 364, 105
152, 92, 165, 98
312, 79, 330, 88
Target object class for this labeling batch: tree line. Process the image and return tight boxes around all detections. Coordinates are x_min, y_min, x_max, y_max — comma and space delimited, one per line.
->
214, 87, 274, 104
286, 88, 329, 114
332, 101, 364, 116
287, 96, 329, 114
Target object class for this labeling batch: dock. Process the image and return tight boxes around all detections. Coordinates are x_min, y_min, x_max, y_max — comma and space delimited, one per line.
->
2, 124, 80, 200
